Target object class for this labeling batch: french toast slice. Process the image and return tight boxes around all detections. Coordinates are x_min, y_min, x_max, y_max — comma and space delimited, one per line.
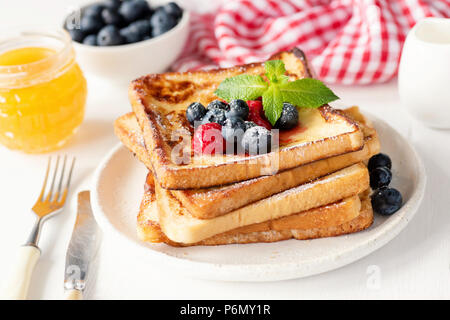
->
154, 163, 369, 244
115, 107, 379, 219
138, 174, 373, 246
129, 48, 364, 189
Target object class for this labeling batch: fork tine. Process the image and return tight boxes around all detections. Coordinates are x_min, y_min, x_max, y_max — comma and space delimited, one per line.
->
54, 155, 67, 201
38, 157, 51, 201
66, 157, 76, 190
45, 155, 60, 201
59, 157, 75, 204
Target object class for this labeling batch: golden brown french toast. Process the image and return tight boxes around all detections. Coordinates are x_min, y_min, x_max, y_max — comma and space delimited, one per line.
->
114, 107, 379, 219
137, 174, 373, 246
154, 163, 369, 244
129, 48, 364, 189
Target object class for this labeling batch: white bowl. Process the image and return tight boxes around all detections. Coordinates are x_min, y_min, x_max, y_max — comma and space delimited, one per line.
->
72, 10, 190, 82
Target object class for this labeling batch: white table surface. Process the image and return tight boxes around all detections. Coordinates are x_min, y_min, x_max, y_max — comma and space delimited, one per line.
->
0, 0, 449, 300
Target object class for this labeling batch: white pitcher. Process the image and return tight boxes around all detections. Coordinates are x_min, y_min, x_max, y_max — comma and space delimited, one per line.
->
399, 17, 450, 129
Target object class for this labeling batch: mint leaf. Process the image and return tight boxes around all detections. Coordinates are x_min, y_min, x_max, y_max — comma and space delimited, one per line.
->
278, 75, 290, 85
214, 74, 268, 101
214, 60, 340, 126
262, 84, 283, 126
278, 78, 339, 108
264, 60, 286, 83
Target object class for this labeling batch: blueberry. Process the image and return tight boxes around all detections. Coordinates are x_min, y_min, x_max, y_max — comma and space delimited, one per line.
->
82, 34, 97, 45
150, 7, 177, 36
370, 166, 392, 189
64, 15, 81, 31
162, 2, 183, 20
226, 99, 249, 120
371, 187, 402, 215
120, 26, 140, 43
104, 0, 121, 10
244, 121, 257, 131
186, 102, 207, 125
119, 0, 150, 22
241, 126, 272, 155
151, 27, 163, 38
368, 153, 392, 171
101, 8, 123, 25
84, 3, 104, 19
201, 109, 227, 126
129, 19, 151, 38
207, 100, 228, 111
222, 117, 246, 143
275, 103, 299, 130
80, 14, 104, 34
97, 25, 123, 46
223, 117, 246, 154
68, 29, 85, 43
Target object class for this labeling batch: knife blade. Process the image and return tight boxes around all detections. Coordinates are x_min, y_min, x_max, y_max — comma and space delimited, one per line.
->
64, 191, 100, 299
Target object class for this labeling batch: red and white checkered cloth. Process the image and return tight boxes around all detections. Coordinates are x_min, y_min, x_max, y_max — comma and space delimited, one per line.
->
172, 0, 450, 84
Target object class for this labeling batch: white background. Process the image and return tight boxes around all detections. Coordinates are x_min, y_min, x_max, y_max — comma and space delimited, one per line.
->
0, 0, 448, 299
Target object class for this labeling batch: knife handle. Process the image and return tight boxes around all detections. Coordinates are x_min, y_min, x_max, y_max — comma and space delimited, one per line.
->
1, 245, 40, 300
65, 289, 83, 300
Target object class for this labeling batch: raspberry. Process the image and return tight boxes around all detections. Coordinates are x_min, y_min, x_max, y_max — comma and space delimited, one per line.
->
247, 100, 263, 112
247, 100, 272, 130
192, 123, 225, 155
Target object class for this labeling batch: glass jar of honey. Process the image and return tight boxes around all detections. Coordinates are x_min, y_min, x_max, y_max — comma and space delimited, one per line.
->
0, 28, 87, 153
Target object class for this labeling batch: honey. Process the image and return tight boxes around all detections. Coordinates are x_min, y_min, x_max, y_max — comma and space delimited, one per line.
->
0, 29, 87, 153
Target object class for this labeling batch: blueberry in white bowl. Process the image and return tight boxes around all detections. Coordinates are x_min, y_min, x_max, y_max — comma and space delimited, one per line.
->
65, 0, 184, 47
162, 2, 183, 20
119, 0, 151, 23
83, 34, 98, 46
84, 3, 104, 18
150, 6, 177, 37
80, 14, 104, 34
129, 20, 151, 37
101, 7, 124, 26
119, 25, 140, 44
64, 1, 190, 80
69, 29, 85, 43
104, 0, 121, 10
97, 25, 123, 46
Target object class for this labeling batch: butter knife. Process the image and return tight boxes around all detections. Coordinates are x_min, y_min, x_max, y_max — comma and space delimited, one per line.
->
64, 191, 100, 300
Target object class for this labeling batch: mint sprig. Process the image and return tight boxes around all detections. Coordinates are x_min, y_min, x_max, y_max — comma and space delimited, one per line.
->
214, 60, 339, 125
262, 85, 283, 126
264, 60, 286, 83
213, 74, 268, 101
279, 78, 339, 109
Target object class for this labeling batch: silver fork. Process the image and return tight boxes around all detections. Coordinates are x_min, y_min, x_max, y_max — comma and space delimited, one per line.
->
1, 156, 75, 300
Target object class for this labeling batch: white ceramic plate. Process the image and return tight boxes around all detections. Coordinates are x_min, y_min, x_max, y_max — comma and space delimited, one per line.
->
91, 115, 426, 282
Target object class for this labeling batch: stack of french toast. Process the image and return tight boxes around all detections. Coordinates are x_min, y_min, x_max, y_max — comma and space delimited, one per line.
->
114, 48, 380, 247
